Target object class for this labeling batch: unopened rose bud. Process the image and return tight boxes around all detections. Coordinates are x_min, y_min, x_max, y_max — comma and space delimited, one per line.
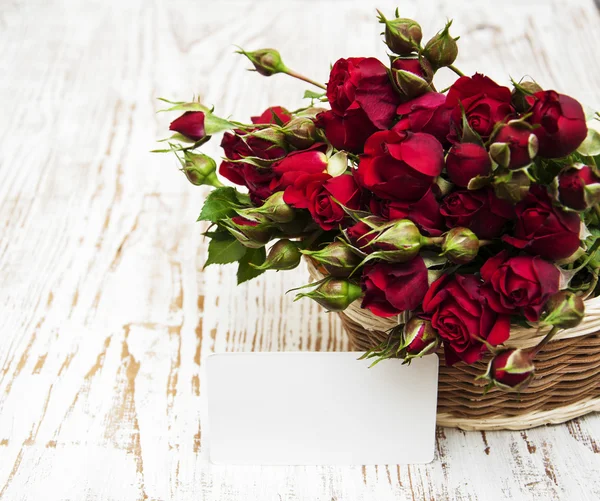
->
370, 219, 423, 262
484, 348, 535, 392
390, 57, 433, 100
423, 20, 459, 71
252, 239, 301, 271
282, 117, 318, 149
225, 216, 272, 248
248, 127, 287, 147
169, 111, 206, 141
377, 9, 422, 56
181, 151, 220, 187
542, 291, 585, 329
295, 278, 362, 312
400, 317, 440, 360
441, 227, 479, 264
489, 120, 538, 170
239, 192, 295, 224
554, 164, 600, 211
236, 48, 287, 76
493, 169, 531, 203
302, 241, 361, 277
511, 81, 543, 112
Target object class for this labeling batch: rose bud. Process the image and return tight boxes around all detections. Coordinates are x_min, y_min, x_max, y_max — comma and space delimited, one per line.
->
369, 219, 424, 262
390, 57, 434, 101
377, 9, 422, 56
295, 278, 362, 312
528, 90, 587, 158
252, 239, 301, 271
484, 349, 535, 392
399, 317, 440, 361
181, 151, 220, 187
251, 106, 292, 125
225, 216, 272, 249
238, 192, 295, 224
445, 143, 492, 188
492, 169, 531, 203
282, 116, 318, 149
542, 291, 585, 329
441, 227, 479, 265
489, 120, 538, 170
169, 111, 206, 141
511, 80, 543, 112
236, 47, 287, 76
423, 20, 459, 71
302, 241, 361, 278
554, 164, 600, 211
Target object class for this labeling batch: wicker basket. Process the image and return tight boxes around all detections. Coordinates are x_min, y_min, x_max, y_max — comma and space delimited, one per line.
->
306, 259, 600, 430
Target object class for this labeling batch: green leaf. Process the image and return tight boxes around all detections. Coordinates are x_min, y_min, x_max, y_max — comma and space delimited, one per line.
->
198, 187, 243, 222
157, 99, 210, 113
577, 126, 600, 157
204, 113, 236, 135
204, 236, 247, 268
237, 247, 267, 284
303, 90, 325, 100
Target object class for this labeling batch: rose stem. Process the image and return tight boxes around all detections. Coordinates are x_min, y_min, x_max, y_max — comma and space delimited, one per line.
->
531, 326, 560, 356
448, 64, 465, 77
284, 69, 327, 90
422, 237, 444, 246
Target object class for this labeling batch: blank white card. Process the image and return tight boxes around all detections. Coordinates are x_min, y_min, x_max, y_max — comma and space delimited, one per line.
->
206, 352, 439, 465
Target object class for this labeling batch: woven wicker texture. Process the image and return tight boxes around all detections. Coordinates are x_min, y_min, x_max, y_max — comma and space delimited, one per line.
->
306, 259, 600, 430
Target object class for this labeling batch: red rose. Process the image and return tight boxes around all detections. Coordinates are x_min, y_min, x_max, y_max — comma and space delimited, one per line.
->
369, 188, 444, 236
557, 165, 600, 211
356, 130, 444, 201
528, 91, 587, 158
361, 258, 429, 317
306, 175, 361, 230
394, 92, 451, 144
503, 185, 581, 261
316, 109, 378, 153
219, 130, 286, 202
422, 274, 510, 365
169, 111, 206, 141
490, 121, 538, 169
446, 74, 514, 141
251, 106, 292, 125
445, 143, 492, 187
440, 187, 514, 239
327, 57, 401, 129
481, 250, 560, 321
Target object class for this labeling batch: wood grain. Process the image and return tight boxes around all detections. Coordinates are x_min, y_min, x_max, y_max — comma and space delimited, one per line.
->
0, 0, 599, 499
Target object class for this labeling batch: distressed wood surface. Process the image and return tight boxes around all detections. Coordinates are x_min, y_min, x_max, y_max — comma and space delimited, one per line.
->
1, 0, 600, 499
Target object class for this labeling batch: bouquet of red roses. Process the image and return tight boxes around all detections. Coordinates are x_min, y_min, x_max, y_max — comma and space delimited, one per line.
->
158, 10, 600, 392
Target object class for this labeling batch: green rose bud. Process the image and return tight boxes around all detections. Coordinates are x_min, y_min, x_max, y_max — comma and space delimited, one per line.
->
482, 348, 536, 392
302, 241, 361, 277
441, 227, 479, 265
252, 239, 301, 271
542, 291, 585, 329
236, 48, 287, 76
282, 116, 318, 149
224, 216, 272, 249
370, 219, 423, 262
295, 278, 362, 312
399, 317, 440, 361
390, 56, 433, 101
423, 20, 459, 71
237, 192, 295, 224
181, 151, 221, 187
511, 80, 543, 112
377, 9, 422, 56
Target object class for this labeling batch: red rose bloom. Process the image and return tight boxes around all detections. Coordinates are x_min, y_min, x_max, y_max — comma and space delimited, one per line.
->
557, 165, 600, 211
422, 274, 510, 365
251, 106, 292, 125
394, 92, 451, 144
491, 122, 537, 169
441, 187, 515, 239
327, 57, 400, 129
528, 91, 587, 158
169, 111, 206, 141
369, 188, 444, 236
481, 250, 560, 321
306, 175, 361, 230
445, 142, 492, 187
503, 185, 581, 261
361, 258, 429, 317
446, 74, 514, 141
356, 130, 444, 201
316, 109, 378, 152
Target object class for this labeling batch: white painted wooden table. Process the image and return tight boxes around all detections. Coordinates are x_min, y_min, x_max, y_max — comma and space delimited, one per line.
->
1, 0, 600, 499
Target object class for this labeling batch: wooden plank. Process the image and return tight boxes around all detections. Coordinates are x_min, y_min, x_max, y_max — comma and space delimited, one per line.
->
0, 0, 599, 499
